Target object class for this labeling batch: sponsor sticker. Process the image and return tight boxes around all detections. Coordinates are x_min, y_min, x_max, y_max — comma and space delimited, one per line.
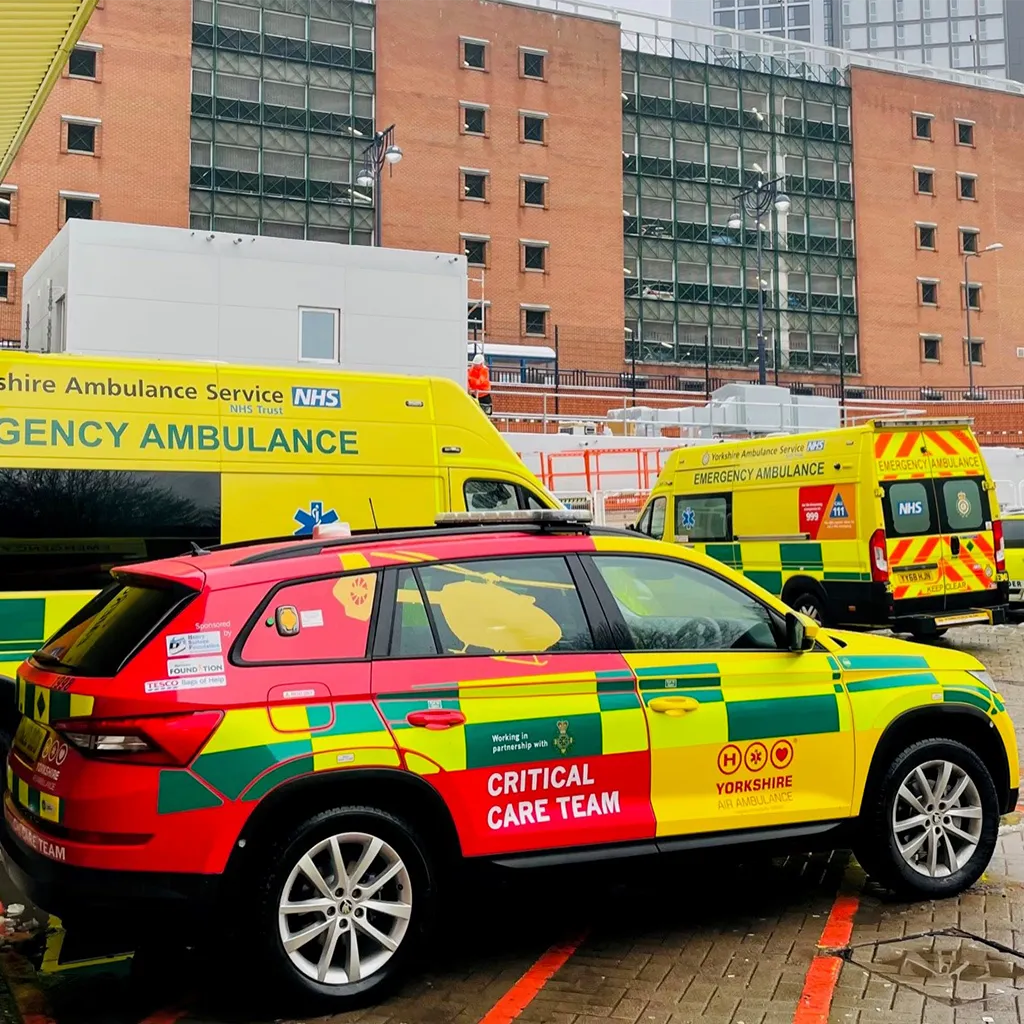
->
300, 609, 324, 628
165, 655, 225, 678
144, 674, 228, 695
166, 631, 222, 658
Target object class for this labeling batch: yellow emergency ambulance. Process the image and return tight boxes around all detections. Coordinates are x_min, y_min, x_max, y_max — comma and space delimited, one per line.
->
634, 419, 1009, 638
0, 350, 555, 676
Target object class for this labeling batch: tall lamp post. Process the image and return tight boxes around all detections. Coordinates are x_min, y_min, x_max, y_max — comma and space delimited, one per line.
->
964, 241, 1003, 400
728, 172, 790, 386
355, 124, 402, 246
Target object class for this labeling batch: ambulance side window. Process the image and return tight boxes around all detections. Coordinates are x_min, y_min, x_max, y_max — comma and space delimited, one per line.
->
884, 481, 936, 536
465, 480, 519, 512
240, 572, 378, 664
638, 498, 666, 539
674, 494, 731, 541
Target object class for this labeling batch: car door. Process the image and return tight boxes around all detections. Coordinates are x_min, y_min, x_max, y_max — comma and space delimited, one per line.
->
370, 556, 655, 859
581, 551, 855, 839
934, 475, 998, 607
881, 479, 945, 607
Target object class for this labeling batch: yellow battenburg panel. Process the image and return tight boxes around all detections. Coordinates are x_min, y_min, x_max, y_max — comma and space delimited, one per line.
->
599, 708, 648, 756
460, 692, 599, 726
393, 726, 467, 774
202, 707, 286, 754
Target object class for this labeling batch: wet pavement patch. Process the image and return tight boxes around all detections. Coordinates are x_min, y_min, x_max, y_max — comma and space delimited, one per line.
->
843, 927, 1024, 1007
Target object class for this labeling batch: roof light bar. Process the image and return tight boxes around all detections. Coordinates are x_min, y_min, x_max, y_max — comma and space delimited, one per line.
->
435, 509, 593, 527
872, 418, 973, 429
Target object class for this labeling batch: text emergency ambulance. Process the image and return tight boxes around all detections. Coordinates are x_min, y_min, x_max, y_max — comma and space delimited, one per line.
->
0, 350, 556, 678
634, 419, 1008, 637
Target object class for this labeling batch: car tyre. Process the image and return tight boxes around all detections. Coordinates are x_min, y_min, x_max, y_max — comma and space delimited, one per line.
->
854, 738, 999, 899
790, 590, 827, 626
247, 805, 436, 1012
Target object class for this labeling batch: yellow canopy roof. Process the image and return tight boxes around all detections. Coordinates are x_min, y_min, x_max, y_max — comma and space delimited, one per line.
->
0, 0, 99, 181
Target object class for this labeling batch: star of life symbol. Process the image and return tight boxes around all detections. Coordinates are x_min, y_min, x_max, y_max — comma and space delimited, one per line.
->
956, 490, 971, 518
294, 500, 339, 536
681, 506, 697, 530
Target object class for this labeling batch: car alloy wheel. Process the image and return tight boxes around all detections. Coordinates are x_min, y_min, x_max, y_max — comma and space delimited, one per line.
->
278, 831, 412, 985
891, 759, 983, 878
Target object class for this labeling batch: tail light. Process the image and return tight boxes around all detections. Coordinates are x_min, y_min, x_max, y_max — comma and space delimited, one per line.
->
52, 710, 223, 766
869, 528, 889, 582
994, 518, 1006, 573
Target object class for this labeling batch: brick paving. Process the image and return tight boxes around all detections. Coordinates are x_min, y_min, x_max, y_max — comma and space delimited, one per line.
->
10, 624, 1024, 1024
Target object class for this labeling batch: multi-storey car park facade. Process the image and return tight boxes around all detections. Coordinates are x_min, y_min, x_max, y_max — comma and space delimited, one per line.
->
2, 0, 1024, 395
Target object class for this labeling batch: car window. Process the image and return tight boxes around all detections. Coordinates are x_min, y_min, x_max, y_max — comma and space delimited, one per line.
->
675, 494, 731, 541
635, 504, 652, 535
241, 572, 378, 663
465, 479, 519, 512
885, 481, 936, 536
524, 490, 548, 510
592, 554, 779, 652
415, 557, 594, 655
390, 569, 438, 658
940, 477, 987, 533
1004, 518, 1024, 548
35, 579, 195, 677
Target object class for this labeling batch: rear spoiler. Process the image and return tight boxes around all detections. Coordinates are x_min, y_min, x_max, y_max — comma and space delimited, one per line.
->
111, 563, 206, 590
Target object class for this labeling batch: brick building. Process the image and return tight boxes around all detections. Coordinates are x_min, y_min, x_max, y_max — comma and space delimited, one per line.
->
3, 0, 1024, 396
0, 0, 191, 345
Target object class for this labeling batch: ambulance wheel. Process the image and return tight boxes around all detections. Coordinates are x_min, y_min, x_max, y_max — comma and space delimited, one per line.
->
790, 590, 827, 626
854, 738, 999, 899
251, 805, 436, 1011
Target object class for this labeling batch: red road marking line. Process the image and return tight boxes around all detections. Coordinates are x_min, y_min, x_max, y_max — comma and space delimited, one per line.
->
792, 884, 861, 1024
478, 933, 586, 1024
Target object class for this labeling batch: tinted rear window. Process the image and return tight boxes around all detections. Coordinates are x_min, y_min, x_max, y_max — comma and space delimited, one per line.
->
1004, 519, 1024, 548
34, 579, 195, 678
884, 481, 936, 536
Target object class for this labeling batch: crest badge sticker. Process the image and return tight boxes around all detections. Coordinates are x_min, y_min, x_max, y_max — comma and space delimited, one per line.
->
956, 490, 972, 518
553, 720, 574, 755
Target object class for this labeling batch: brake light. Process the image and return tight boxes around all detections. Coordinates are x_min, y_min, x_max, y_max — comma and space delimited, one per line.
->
52, 710, 223, 766
994, 518, 1006, 573
870, 528, 889, 582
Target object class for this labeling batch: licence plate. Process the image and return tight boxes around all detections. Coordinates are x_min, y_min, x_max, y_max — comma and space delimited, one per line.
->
899, 570, 934, 583
13, 717, 47, 764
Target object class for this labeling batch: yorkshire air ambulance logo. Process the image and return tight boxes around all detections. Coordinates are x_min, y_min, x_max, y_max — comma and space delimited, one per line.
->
956, 490, 972, 518
553, 720, 574, 755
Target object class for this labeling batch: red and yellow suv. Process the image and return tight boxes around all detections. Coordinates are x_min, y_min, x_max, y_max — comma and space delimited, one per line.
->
0, 510, 1016, 1008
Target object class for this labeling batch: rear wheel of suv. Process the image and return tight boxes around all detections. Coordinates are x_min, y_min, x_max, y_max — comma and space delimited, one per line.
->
854, 738, 999, 899
250, 805, 436, 1011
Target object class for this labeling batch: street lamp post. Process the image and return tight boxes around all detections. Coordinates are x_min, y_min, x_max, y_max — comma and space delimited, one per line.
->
728, 173, 790, 386
355, 124, 402, 246
963, 241, 1003, 400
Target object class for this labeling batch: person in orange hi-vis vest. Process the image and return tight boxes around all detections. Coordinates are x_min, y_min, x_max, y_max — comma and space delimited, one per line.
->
468, 354, 492, 416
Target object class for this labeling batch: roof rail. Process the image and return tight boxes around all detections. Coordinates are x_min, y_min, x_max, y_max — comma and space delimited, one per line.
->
871, 418, 974, 429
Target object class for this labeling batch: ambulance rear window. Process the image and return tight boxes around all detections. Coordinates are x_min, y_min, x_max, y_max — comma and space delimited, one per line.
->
885, 481, 935, 536
939, 477, 986, 533
33, 578, 196, 678
1004, 519, 1024, 548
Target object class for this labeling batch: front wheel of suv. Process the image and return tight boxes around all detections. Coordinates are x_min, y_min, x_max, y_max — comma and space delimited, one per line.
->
250, 805, 436, 1011
854, 738, 999, 899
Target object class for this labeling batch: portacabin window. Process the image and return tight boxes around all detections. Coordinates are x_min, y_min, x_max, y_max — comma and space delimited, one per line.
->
298, 307, 339, 362
674, 493, 732, 541
240, 572, 379, 663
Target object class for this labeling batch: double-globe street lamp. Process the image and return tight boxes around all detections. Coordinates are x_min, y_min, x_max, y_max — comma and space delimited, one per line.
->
355, 124, 402, 246
963, 241, 1003, 400
728, 171, 791, 386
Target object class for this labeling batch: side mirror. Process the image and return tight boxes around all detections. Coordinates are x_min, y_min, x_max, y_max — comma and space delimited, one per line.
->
786, 611, 819, 652
625, 522, 637, 532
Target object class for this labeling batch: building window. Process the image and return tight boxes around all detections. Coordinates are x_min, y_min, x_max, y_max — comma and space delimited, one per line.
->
468, 302, 488, 335
0, 268, 10, 301
958, 173, 977, 199
461, 169, 488, 201
0, 187, 14, 224
521, 48, 546, 79
522, 242, 547, 272
522, 177, 546, 207
522, 113, 546, 144
916, 223, 936, 249
65, 119, 97, 155
967, 339, 984, 365
915, 168, 934, 194
68, 46, 98, 80
963, 282, 981, 310
921, 334, 941, 362
62, 195, 96, 222
461, 104, 487, 135
956, 119, 975, 146
462, 236, 488, 266
913, 113, 933, 139
960, 228, 979, 253
298, 307, 339, 362
919, 279, 938, 305
462, 38, 487, 70
522, 307, 548, 337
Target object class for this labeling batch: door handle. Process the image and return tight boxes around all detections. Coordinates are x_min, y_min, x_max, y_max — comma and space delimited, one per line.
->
950, 536, 961, 555
406, 709, 466, 730
648, 696, 700, 716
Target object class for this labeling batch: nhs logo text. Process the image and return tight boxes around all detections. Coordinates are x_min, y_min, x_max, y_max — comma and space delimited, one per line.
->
292, 387, 341, 409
